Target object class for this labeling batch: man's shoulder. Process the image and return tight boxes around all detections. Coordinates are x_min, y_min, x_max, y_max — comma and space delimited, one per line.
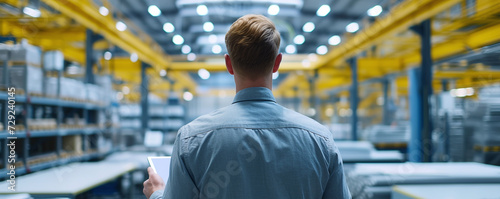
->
280, 107, 333, 139
177, 105, 233, 138
178, 103, 332, 140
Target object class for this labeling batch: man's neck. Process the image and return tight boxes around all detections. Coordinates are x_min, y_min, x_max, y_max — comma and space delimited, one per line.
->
234, 73, 272, 93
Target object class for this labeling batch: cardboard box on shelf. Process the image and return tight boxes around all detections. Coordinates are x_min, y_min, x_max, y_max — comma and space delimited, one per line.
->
10, 43, 41, 67
43, 50, 64, 71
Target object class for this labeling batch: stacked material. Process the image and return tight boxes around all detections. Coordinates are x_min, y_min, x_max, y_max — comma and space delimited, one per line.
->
363, 125, 409, 144
43, 51, 64, 71
346, 162, 500, 199
0, 43, 43, 94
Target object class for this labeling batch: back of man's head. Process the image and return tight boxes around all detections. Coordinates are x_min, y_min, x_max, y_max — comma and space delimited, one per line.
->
225, 14, 281, 80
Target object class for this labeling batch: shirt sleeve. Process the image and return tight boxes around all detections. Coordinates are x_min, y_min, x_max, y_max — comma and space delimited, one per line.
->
150, 190, 164, 199
322, 143, 352, 199
163, 129, 200, 199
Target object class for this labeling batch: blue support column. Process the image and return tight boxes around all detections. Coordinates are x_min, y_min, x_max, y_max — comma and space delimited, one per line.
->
382, 78, 390, 125
349, 58, 359, 141
141, 62, 150, 138
409, 19, 433, 162
85, 29, 95, 84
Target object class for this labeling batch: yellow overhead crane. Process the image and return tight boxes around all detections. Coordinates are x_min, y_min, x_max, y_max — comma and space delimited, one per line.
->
0, 0, 197, 101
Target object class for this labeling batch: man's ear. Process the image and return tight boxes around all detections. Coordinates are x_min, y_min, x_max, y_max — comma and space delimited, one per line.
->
272, 53, 282, 73
225, 54, 234, 75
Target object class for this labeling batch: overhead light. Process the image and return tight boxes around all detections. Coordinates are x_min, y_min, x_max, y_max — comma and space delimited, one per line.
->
187, 53, 196, 61
303, 22, 315, 33
99, 6, 109, 16
173, 34, 184, 45
293, 35, 305, 45
163, 22, 175, 33
159, 69, 167, 77
302, 60, 311, 68
285, 45, 296, 54
367, 5, 383, 17
122, 86, 130, 94
328, 35, 341, 45
212, 44, 222, 54
272, 71, 279, 80
450, 87, 474, 97
316, 5, 330, 17
268, 4, 280, 16
116, 21, 127, 31
183, 91, 193, 101
148, 5, 161, 17
181, 45, 191, 54
308, 53, 318, 62
23, 7, 41, 18
346, 22, 359, 33
316, 45, 328, 55
198, 68, 210, 80
104, 51, 112, 60
203, 22, 214, 32
197, 5, 208, 16
130, 53, 138, 62
116, 92, 124, 101
208, 34, 217, 44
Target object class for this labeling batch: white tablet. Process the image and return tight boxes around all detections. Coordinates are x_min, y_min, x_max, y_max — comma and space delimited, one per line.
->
147, 156, 171, 183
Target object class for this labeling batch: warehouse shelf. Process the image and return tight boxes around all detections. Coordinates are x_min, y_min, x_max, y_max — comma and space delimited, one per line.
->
0, 91, 106, 109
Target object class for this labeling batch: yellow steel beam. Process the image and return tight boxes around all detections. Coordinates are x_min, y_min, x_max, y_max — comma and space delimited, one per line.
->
313, 0, 462, 69
169, 61, 310, 71
41, 0, 197, 92
404, 23, 500, 66
434, 70, 500, 79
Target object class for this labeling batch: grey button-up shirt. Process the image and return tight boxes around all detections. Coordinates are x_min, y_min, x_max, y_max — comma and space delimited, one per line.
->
151, 87, 351, 199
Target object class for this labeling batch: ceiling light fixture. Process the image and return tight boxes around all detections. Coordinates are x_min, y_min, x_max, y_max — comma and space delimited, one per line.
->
203, 22, 214, 32
99, 6, 109, 16
122, 86, 130, 95
316, 45, 328, 55
163, 22, 175, 33
130, 53, 138, 62
212, 44, 222, 54
346, 22, 359, 33
303, 22, 315, 33
104, 51, 112, 60
328, 35, 341, 45
183, 91, 193, 101
268, 4, 280, 16
316, 5, 330, 17
272, 71, 279, 80
285, 45, 296, 54
198, 68, 210, 80
148, 5, 161, 17
367, 5, 383, 17
293, 35, 305, 45
159, 69, 167, 77
116, 21, 127, 31
187, 53, 196, 61
208, 34, 218, 44
23, 7, 41, 18
173, 35, 184, 45
197, 5, 208, 16
181, 45, 191, 54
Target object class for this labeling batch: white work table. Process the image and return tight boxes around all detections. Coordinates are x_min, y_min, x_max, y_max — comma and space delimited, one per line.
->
392, 184, 500, 199
336, 141, 404, 163
0, 162, 136, 198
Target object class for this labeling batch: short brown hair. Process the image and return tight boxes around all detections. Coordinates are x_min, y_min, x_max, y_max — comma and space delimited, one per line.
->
225, 14, 281, 79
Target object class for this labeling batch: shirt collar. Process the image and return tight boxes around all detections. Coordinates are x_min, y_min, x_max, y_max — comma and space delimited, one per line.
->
232, 87, 276, 104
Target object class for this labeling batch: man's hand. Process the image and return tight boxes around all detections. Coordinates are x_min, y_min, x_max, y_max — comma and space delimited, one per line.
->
143, 167, 166, 199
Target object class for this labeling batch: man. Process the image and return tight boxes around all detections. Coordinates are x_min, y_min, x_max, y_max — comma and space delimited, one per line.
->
143, 14, 351, 199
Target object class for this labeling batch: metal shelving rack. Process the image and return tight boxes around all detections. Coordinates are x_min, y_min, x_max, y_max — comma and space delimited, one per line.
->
0, 60, 115, 180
